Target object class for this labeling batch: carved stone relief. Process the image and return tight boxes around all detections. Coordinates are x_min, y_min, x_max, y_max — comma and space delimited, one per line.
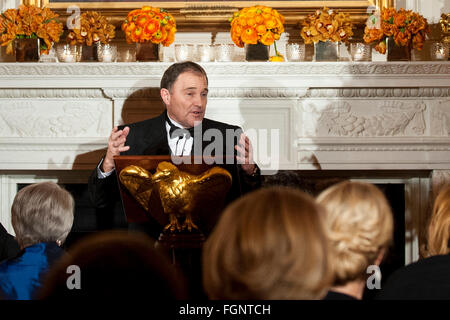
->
300, 100, 427, 137
431, 100, 450, 136
0, 100, 111, 137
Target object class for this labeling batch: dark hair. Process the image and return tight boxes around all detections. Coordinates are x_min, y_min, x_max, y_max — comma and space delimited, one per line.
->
160, 61, 208, 92
38, 230, 189, 300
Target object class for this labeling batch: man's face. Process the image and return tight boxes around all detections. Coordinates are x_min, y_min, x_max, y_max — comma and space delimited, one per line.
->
161, 71, 208, 128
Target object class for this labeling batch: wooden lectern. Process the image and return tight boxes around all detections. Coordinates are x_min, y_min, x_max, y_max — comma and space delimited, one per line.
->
113, 155, 237, 297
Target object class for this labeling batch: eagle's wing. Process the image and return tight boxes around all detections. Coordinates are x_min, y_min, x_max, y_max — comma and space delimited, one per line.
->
189, 167, 233, 232
119, 165, 155, 212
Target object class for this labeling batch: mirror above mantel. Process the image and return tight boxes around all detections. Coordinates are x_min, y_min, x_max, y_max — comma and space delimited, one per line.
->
22, 0, 394, 30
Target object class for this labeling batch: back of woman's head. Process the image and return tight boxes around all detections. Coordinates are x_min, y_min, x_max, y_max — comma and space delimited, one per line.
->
39, 230, 189, 300
202, 186, 332, 300
11, 181, 74, 249
316, 181, 393, 286
426, 185, 450, 256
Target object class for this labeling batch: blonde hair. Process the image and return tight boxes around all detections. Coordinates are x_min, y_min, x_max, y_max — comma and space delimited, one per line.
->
316, 181, 393, 285
202, 186, 333, 300
11, 181, 74, 249
426, 185, 450, 256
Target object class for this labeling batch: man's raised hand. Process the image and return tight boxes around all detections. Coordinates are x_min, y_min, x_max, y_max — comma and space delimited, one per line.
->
101, 126, 130, 173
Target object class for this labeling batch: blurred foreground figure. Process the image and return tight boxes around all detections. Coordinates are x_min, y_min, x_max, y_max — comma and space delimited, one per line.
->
317, 181, 394, 300
378, 185, 450, 300
39, 230, 189, 300
0, 182, 74, 300
202, 186, 333, 299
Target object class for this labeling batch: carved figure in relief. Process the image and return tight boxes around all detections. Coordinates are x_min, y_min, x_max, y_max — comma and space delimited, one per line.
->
315, 101, 426, 137
0, 102, 107, 137
432, 101, 450, 136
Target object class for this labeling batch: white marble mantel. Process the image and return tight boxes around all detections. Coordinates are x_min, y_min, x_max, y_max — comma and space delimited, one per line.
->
0, 61, 449, 172
0, 61, 449, 261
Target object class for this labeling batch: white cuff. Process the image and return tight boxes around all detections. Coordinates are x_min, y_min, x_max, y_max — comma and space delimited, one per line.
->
97, 158, 115, 179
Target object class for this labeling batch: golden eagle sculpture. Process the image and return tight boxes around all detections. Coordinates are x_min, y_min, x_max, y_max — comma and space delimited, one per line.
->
119, 161, 232, 233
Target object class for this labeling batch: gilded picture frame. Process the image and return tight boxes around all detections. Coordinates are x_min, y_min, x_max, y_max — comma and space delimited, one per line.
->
27, 0, 394, 29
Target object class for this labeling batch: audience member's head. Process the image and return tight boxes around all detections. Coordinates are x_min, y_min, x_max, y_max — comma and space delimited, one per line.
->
202, 186, 332, 299
426, 185, 450, 256
12, 181, 74, 249
317, 181, 394, 288
39, 230, 189, 300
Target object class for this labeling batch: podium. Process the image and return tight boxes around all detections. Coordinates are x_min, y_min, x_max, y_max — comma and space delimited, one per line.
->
113, 155, 237, 297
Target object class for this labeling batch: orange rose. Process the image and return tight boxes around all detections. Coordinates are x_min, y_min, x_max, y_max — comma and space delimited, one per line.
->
162, 28, 175, 46
394, 12, 407, 27
144, 19, 160, 35
230, 5, 284, 46
255, 15, 264, 25
269, 54, 284, 62
394, 29, 411, 46
241, 27, 258, 44
412, 33, 425, 50
122, 6, 176, 45
260, 31, 275, 45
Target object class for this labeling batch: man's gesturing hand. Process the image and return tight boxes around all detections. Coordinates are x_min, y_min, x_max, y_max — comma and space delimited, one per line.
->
235, 133, 256, 176
101, 126, 130, 173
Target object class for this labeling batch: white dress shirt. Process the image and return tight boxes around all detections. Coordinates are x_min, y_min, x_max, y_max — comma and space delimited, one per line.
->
97, 114, 193, 178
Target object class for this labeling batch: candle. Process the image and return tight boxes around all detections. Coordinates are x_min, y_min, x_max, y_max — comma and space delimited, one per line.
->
432, 42, 448, 61
63, 53, 74, 63
215, 44, 233, 62
102, 52, 112, 62
286, 44, 304, 61
353, 48, 364, 61
175, 45, 191, 62
435, 48, 446, 60
198, 45, 213, 62
351, 43, 370, 62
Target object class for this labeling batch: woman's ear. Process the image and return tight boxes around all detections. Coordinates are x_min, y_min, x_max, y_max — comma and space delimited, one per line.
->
160, 88, 170, 106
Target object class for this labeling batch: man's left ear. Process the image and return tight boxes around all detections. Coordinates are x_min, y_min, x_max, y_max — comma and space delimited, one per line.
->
160, 88, 171, 106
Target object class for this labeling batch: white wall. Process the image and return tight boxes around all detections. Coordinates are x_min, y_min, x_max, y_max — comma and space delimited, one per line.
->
397, 0, 450, 23
0, 0, 19, 11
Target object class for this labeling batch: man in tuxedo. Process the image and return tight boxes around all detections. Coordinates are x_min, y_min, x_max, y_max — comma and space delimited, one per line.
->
88, 61, 260, 239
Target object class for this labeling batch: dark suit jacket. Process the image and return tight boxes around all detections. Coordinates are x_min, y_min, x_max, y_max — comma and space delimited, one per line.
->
88, 112, 260, 238
0, 223, 19, 263
376, 254, 450, 300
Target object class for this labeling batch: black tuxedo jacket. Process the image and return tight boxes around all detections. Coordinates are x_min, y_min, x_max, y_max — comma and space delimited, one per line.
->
88, 112, 260, 238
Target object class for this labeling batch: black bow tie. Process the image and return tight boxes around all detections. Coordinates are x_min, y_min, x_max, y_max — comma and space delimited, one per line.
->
166, 114, 195, 139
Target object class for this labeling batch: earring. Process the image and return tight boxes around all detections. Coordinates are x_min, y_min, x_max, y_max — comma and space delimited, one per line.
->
56, 239, 62, 246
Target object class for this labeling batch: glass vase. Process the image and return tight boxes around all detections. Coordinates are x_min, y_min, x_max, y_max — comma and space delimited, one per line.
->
245, 43, 269, 62
387, 37, 411, 61
15, 38, 39, 62
314, 41, 339, 62
80, 43, 99, 62
136, 42, 159, 62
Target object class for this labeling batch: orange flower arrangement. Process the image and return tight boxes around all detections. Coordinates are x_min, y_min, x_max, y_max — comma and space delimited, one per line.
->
229, 5, 285, 47
300, 7, 354, 44
67, 11, 115, 46
0, 5, 63, 55
363, 8, 430, 54
121, 6, 176, 46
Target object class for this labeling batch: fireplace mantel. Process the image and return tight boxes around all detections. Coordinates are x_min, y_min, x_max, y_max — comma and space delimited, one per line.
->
0, 61, 449, 261
0, 61, 449, 171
